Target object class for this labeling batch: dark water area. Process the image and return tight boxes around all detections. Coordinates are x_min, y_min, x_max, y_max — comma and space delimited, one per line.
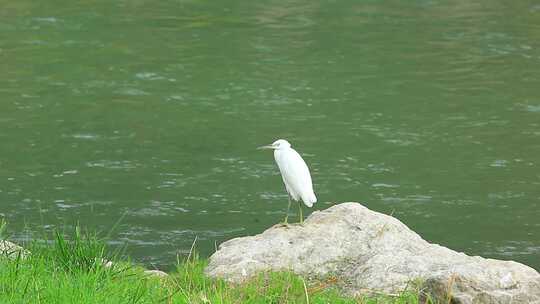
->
1, 0, 539, 270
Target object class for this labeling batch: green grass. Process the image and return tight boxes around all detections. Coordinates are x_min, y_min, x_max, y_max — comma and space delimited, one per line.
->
0, 228, 427, 304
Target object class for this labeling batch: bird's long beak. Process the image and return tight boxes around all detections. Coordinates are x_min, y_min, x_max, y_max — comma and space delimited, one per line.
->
257, 144, 274, 150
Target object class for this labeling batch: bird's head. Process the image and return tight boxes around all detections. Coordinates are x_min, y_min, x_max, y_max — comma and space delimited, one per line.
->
258, 139, 291, 150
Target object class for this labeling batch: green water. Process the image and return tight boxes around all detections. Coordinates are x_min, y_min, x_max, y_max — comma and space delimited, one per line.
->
1, 0, 539, 270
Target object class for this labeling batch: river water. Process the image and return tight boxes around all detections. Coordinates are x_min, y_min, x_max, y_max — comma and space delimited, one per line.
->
1, 0, 539, 270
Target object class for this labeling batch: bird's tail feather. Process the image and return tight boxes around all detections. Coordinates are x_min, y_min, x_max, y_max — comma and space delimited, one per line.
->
302, 193, 317, 208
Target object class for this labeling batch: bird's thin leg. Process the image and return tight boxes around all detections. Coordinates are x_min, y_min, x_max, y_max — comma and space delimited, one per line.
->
298, 202, 303, 224
283, 194, 292, 224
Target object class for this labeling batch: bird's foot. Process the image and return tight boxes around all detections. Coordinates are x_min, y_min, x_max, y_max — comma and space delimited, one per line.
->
274, 216, 291, 228
273, 222, 290, 228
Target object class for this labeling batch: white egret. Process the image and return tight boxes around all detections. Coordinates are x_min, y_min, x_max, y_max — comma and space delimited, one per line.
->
258, 139, 317, 223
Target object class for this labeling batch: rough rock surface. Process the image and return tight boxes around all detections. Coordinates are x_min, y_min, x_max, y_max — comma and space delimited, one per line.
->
0, 239, 27, 259
144, 269, 169, 278
205, 203, 540, 303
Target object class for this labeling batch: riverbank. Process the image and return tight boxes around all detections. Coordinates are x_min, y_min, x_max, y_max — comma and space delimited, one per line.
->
0, 229, 423, 304
206, 203, 540, 303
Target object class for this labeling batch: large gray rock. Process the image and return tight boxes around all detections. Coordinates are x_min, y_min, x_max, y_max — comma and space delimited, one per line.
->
205, 203, 540, 303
